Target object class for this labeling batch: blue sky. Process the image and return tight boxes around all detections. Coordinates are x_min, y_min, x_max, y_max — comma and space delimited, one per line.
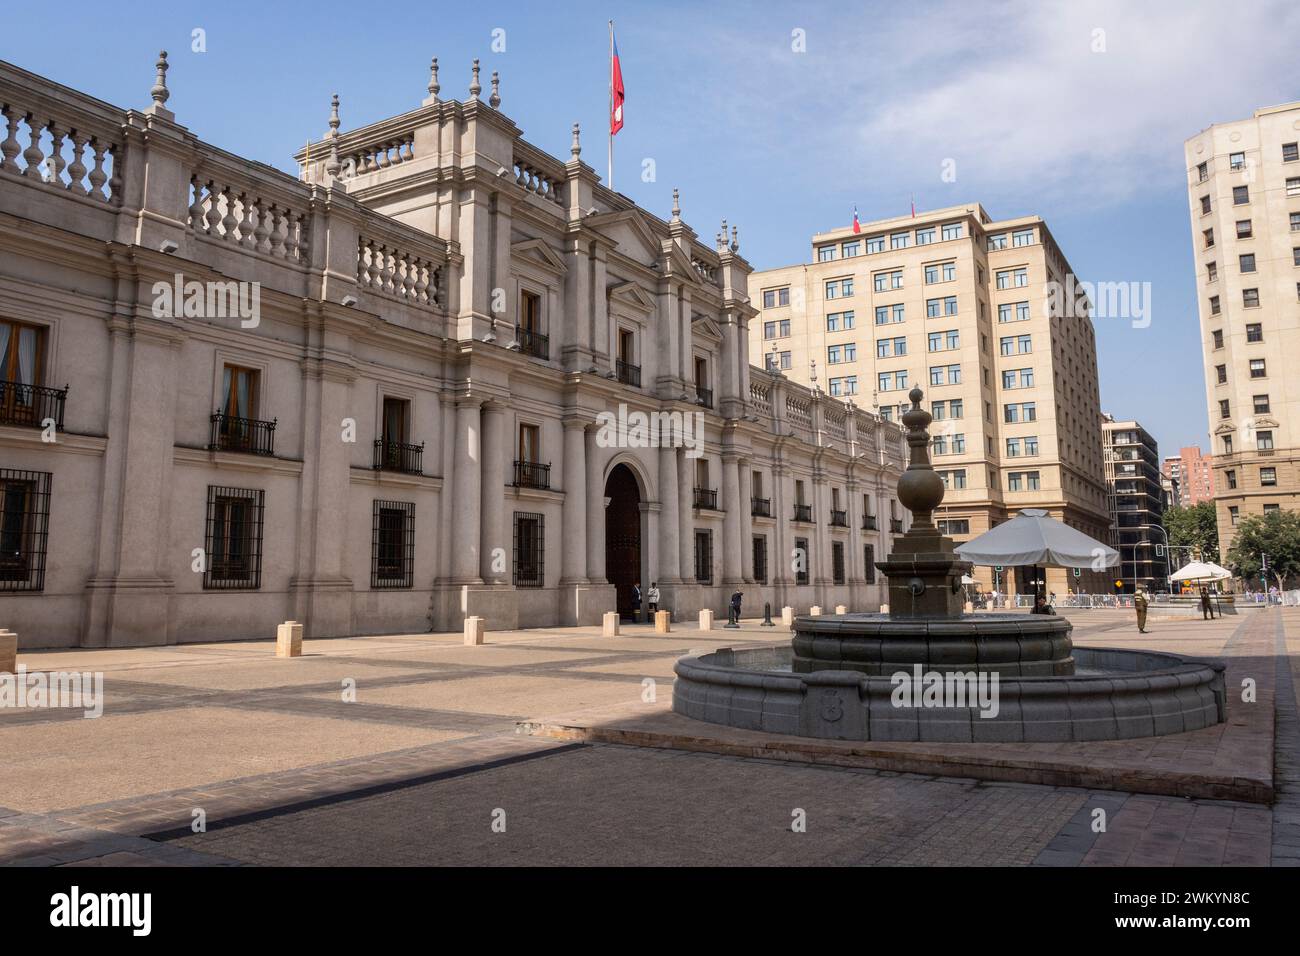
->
8, 0, 1297, 455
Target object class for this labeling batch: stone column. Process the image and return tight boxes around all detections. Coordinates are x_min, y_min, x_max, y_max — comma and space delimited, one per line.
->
452, 399, 483, 583
560, 417, 588, 583
773, 464, 791, 585
658, 441, 681, 582
591, 244, 610, 372
480, 402, 507, 583
678, 448, 694, 582
721, 454, 742, 584
585, 426, 607, 583
739, 461, 755, 583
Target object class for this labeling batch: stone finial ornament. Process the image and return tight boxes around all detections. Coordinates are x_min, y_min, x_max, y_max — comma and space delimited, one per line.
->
469, 59, 482, 100
325, 94, 341, 177
731, 225, 739, 252
671, 188, 681, 222
897, 386, 946, 531
150, 51, 170, 108
489, 71, 501, 109
428, 57, 440, 100
570, 122, 581, 159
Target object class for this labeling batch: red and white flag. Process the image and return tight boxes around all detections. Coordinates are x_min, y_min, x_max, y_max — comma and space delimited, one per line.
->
852, 206, 861, 234
610, 25, 625, 136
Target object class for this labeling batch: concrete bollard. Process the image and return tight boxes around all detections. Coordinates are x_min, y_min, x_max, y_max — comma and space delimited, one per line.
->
781, 606, 794, 626
602, 611, 620, 637
880, 603, 889, 614
0, 629, 16, 674
810, 605, 822, 616
654, 610, 672, 633
275, 621, 303, 658
964, 601, 974, 614
835, 604, 847, 615
698, 609, 714, 631
464, 616, 485, 646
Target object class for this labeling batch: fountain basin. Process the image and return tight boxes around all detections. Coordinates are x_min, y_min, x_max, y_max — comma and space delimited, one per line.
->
793, 612, 1074, 677
673, 644, 1225, 743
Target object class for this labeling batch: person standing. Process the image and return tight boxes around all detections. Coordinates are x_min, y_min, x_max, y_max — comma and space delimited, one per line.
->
647, 582, 660, 614
1134, 587, 1149, 634
1200, 586, 1214, 620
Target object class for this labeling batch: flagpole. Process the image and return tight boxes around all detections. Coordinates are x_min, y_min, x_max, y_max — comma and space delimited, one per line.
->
608, 20, 614, 191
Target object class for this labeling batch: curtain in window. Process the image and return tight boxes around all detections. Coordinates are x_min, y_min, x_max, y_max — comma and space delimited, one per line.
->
16, 328, 35, 386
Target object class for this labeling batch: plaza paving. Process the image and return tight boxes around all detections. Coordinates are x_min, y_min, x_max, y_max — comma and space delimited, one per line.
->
0, 607, 1296, 866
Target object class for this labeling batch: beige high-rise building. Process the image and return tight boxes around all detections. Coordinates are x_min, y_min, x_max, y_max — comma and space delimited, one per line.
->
1184, 102, 1300, 555
749, 205, 1112, 595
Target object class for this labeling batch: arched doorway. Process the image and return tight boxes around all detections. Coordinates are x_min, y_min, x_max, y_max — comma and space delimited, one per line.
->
605, 463, 642, 619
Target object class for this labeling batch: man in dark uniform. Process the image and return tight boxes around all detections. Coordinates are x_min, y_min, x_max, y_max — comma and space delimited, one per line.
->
1200, 586, 1214, 620
1134, 587, 1149, 633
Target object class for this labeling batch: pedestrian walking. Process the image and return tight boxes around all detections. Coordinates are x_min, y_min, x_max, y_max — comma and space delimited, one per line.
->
1134, 588, 1149, 633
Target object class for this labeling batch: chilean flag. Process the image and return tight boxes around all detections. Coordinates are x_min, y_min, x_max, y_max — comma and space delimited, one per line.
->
610, 27, 625, 136
852, 206, 861, 234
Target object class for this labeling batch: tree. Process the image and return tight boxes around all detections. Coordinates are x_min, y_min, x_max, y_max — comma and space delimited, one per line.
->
1226, 510, 1300, 589
1163, 502, 1219, 565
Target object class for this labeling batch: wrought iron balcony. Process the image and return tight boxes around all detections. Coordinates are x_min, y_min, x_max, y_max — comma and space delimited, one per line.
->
514, 460, 551, 490
209, 412, 276, 456
373, 439, 424, 475
695, 386, 714, 409
515, 326, 549, 360
890, 518, 904, 533
751, 496, 771, 517
616, 359, 641, 388
793, 503, 813, 523
830, 509, 848, 528
862, 514, 878, 531
0, 381, 67, 430
693, 486, 718, 510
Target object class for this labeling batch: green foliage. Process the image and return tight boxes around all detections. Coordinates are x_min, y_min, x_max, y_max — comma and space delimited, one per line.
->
1226, 510, 1300, 586
1163, 502, 1219, 564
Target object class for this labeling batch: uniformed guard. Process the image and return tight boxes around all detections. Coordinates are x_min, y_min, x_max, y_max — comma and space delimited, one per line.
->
1134, 587, 1149, 634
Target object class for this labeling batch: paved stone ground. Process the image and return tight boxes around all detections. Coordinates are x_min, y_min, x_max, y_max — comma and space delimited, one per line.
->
0, 608, 1292, 866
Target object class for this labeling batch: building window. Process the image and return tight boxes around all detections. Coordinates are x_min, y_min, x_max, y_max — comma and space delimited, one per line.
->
818, 246, 836, 262
0, 320, 51, 428
694, 529, 713, 584
1223, 434, 1233, 454
863, 543, 875, 583
1212, 329, 1223, 349
0, 469, 51, 592
825, 278, 853, 299
937, 519, 970, 536
942, 222, 963, 241
1257, 430, 1274, 451
1215, 364, 1227, 384
203, 486, 265, 590
842, 240, 860, 258
1229, 506, 1239, 526
1196, 161, 1208, 181
1253, 394, 1270, 413
372, 500, 415, 589
1243, 288, 1260, 308
1011, 228, 1033, 246
794, 536, 810, 586
1288, 178, 1300, 197
866, 236, 884, 254
1200, 195, 1212, 214
1233, 185, 1250, 205
891, 231, 910, 250
915, 228, 935, 245
1284, 142, 1299, 163
1229, 151, 1245, 170
1206, 261, 1217, 282
1236, 220, 1252, 239
1219, 399, 1230, 419
826, 310, 855, 332
1249, 358, 1266, 378
1261, 467, 1277, 487
1226, 470, 1237, 490
1244, 323, 1262, 343
512, 512, 544, 588
752, 536, 768, 584
1240, 253, 1256, 273
832, 542, 845, 585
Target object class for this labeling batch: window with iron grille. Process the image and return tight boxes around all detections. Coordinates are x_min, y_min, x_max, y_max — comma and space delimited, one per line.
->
863, 544, 875, 584
795, 536, 810, 586
694, 529, 713, 584
752, 535, 768, 584
372, 500, 415, 589
832, 542, 846, 585
203, 486, 264, 589
513, 512, 544, 588
0, 469, 51, 591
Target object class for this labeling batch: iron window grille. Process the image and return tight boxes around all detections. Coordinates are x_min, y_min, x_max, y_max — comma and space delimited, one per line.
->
616, 359, 641, 387
0, 382, 67, 431
832, 542, 846, 585
515, 326, 549, 360
864, 544, 876, 584
752, 536, 768, 584
209, 412, 276, 456
203, 486, 265, 589
793, 503, 813, 523
830, 509, 848, 527
371, 500, 415, 589
693, 486, 718, 510
514, 460, 552, 490
795, 537, 810, 586
751, 496, 771, 517
373, 440, 424, 475
0, 469, 51, 591
513, 512, 545, 588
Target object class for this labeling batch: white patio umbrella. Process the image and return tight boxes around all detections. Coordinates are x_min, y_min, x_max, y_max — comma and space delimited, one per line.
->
955, 509, 1119, 570
1168, 561, 1232, 583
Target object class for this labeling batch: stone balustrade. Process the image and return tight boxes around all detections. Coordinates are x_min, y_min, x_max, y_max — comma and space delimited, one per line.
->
345, 134, 415, 178
512, 142, 564, 207
356, 228, 444, 308
187, 162, 311, 264
749, 382, 772, 418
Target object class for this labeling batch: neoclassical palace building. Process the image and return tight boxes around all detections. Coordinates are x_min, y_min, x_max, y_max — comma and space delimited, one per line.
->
0, 54, 904, 648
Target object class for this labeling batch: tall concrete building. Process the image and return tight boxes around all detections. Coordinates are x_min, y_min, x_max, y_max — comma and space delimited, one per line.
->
1185, 102, 1300, 554
0, 55, 905, 648
748, 205, 1112, 595
1161, 445, 1214, 507
1102, 416, 1167, 592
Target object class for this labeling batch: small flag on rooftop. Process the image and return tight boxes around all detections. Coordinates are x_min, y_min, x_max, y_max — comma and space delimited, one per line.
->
852, 205, 861, 234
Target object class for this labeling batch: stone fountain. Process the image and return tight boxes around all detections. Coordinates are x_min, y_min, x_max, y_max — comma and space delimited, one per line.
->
673, 388, 1226, 743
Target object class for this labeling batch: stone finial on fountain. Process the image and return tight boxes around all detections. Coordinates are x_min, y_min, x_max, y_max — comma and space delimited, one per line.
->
898, 386, 947, 533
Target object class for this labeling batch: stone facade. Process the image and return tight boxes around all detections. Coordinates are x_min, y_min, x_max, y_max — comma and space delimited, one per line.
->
1184, 101, 1300, 555
0, 55, 904, 648
748, 205, 1113, 596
